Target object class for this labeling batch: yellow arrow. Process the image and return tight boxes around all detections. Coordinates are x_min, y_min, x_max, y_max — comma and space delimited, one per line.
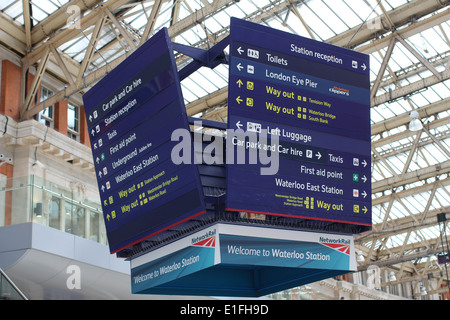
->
236, 96, 243, 104
236, 79, 243, 88
362, 206, 368, 214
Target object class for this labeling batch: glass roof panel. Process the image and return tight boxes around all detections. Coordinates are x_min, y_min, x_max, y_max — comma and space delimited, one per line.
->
234, 0, 258, 15
0, 0, 16, 10
223, 3, 246, 20
156, 2, 176, 30
30, 0, 69, 23
33, 0, 59, 14
177, 3, 191, 20
325, 0, 361, 29
436, 189, 450, 206
2, 1, 22, 20
312, 1, 348, 36
204, 16, 225, 34
299, 3, 333, 40
188, 69, 220, 93
181, 86, 199, 103
370, 108, 385, 123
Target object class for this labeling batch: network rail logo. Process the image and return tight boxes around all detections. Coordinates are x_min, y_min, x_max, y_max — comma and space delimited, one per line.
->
319, 237, 351, 255
191, 229, 217, 248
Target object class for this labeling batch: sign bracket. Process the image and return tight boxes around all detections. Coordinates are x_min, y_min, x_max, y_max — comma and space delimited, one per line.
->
173, 35, 229, 81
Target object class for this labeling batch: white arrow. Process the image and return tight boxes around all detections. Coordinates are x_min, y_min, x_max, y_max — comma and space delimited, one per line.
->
361, 63, 367, 71
362, 175, 367, 183
237, 63, 243, 71
362, 160, 367, 167
98, 171, 102, 178
236, 121, 243, 129
89, 115, 93, 122
101, 185, 105, 192
362, 191, 367, 198
316, 152, 322, 160
237, 46, 244, 55
91, 129, 95, 136
96, 157, 100, 164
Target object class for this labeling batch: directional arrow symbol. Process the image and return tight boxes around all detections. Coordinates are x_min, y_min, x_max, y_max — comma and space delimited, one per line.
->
101, 185, 105, 192
96, 157, 100, 164
361, 63, 367, 71
362, 175, 367, 183
237, 63, 243, 71
236, 96, 243, 104
362, 160, 367, 167
236, 121, 243, 129
91, 129, 95, 136
362, 206, 368, 214
89, 115, 93, 122
98, 171, 102, 178
362, 190, 367, 198
316, 152, 322, 160
236, 79, 243, 88
237, 46, 244, 55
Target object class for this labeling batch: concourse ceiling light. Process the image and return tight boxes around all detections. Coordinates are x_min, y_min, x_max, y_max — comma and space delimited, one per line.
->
389, 271, 397, 282
409, 110, 423, 131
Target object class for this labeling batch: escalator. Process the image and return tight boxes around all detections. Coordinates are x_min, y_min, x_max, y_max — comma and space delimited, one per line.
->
0, 268, 27, 300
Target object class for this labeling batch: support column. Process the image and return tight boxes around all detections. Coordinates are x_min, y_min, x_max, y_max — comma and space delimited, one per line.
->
0, 60, 21, 121
54, 100, 68, 135
79, 105, 90, 146
0, 163, 14, 226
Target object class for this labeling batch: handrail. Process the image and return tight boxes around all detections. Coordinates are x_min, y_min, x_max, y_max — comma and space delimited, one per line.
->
0, 268, 28, 300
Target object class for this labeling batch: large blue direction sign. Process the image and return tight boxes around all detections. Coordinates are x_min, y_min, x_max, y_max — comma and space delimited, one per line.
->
83, 28, 205, 254
227, 18, 371, 229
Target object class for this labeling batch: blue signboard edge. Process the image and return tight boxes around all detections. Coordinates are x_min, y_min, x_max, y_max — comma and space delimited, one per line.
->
83, 28, 168, 107
82, 27, 207, 254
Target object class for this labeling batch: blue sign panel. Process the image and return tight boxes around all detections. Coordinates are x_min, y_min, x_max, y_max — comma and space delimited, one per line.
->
131, 245, 216, 293
83, 28, 205, 253
130, 223, 355, 297
437, 253, 450, 265
220, 234, 350, 270
227, 18, 371, 229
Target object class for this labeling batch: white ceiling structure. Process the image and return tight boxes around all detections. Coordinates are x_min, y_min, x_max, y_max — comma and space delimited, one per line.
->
1, 0, 450, 298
